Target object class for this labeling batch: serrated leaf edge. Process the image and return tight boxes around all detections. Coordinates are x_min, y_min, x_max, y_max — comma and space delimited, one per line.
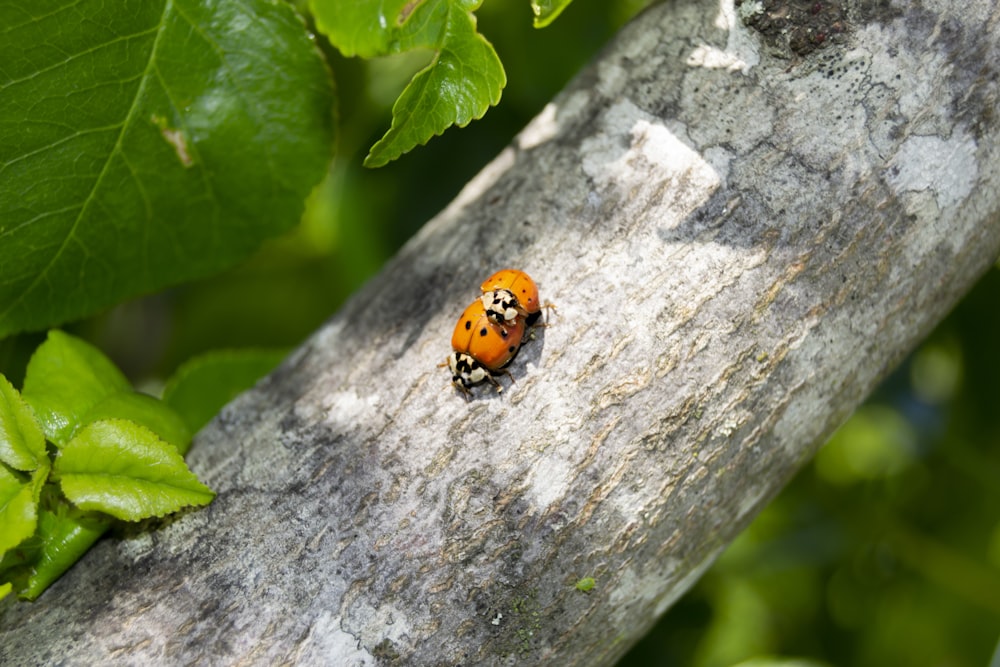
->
364, 16, 506, 166
55, 419, 214, 522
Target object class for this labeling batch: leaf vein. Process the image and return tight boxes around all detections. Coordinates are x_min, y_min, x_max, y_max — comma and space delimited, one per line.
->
0, 0, 173, 325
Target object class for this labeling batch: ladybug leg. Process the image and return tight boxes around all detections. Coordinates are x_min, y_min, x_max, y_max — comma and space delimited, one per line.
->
490, 368, 515, 393
479, 372, 500, 394
442, 379, 472, 400
532, 302, 558, 327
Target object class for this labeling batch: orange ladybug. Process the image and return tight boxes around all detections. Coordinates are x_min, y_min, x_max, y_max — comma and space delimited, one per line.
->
480, 269, 543, 327
448, 299, 526, 396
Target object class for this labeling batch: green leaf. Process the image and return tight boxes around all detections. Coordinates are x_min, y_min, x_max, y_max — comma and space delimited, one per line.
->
365, 11, 505, 167
0, 464, 47, 556
163, 348, 288, 434
0, 374, 47, 471
0, 581, 10, 600
21, 331, 130, 445
1, 489, 110, 601
81, 392, 192, 456
18, 513, 108, 601
0, 0, 336, 337
20, 330, 190, 454
531, 0, 575, 28
311, 0, 505, 167
55, 419, 214, 521
310, 0, 412, 57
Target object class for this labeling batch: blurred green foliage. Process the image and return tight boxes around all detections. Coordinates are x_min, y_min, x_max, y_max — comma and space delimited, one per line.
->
0, 0, 996, 663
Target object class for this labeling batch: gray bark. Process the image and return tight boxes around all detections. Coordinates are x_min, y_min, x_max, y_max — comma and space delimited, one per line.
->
3, 0, 999, 664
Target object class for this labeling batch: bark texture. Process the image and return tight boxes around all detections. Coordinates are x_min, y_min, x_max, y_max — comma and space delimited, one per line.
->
3, 0, 1000, 664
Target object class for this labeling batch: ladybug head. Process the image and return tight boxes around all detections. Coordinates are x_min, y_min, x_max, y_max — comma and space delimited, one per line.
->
449, 352, 486, 391
481, 288, 523, 326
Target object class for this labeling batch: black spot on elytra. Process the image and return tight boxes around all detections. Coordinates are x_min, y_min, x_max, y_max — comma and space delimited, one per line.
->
479, 327, 489, 337
464, 320, 472, 331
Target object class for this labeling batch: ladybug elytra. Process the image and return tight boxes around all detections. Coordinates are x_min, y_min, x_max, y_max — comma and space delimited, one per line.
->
447, 299, 526, 396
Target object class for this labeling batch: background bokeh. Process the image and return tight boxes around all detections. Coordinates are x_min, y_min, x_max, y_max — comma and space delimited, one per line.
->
1, 0, 997, 663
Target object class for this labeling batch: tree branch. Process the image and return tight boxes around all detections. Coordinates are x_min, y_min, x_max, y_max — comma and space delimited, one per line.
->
3, 0, 999, 664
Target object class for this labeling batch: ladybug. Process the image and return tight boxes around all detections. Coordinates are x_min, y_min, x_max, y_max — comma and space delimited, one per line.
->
480, 269, 543, 327
447, 298, 526, 396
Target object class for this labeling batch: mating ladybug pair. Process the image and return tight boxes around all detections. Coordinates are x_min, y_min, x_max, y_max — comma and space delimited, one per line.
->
446, 269, 546, 397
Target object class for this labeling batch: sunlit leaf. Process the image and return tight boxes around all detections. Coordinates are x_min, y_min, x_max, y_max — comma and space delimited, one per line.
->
3, 488, 110, 601
311, 0, 505, 166
21, 331, 190, 451
531, 0, 576, 27
0, 464, 46, 556
55, 419, 214, 521
0, 374, 46, 471
21, 331, 130, 445
2, 333, 196, 600
81, 392, 191, 455
310, 0, 411, 56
